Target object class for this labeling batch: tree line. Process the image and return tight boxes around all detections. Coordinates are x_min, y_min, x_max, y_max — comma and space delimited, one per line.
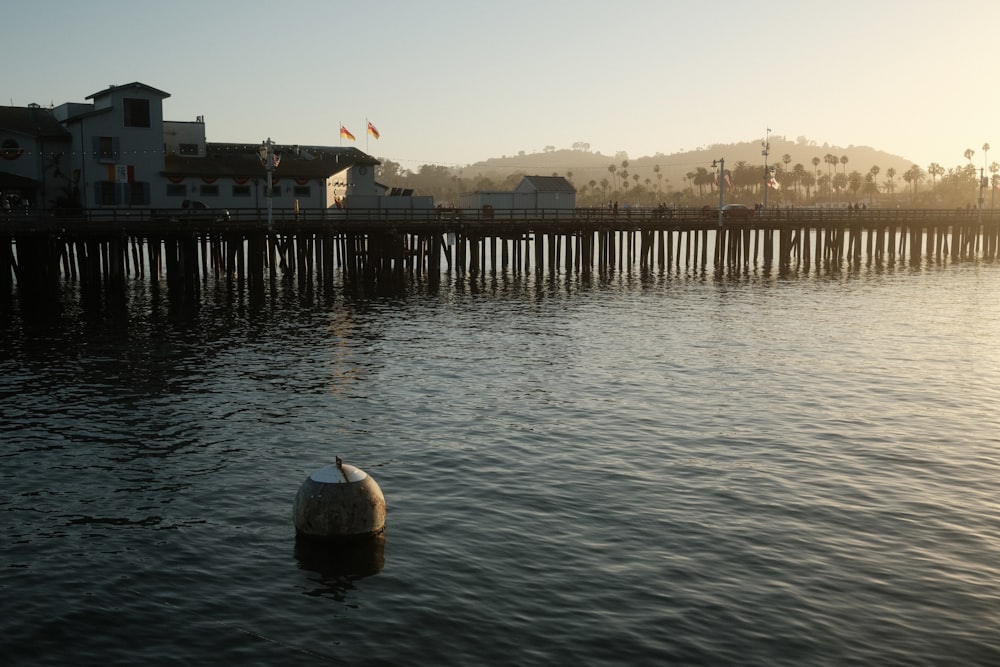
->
374, 146, 1000, 210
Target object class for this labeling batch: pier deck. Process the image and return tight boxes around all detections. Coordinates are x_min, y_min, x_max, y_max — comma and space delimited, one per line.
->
2, 207, 998, 296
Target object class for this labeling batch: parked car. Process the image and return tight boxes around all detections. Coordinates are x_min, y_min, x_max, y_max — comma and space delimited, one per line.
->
177, 199, 230, 222
721, 204, 753, 219
152, 199, 230, 223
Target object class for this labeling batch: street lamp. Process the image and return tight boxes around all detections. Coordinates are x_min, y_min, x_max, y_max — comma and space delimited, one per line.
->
712, 158, 725, 227
762, 127, 771, 209
979, 142, 990, 225
259, 137, 278, 231
984, 143, 990, 217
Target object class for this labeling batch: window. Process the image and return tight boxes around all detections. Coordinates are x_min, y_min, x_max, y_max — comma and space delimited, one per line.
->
232, 185, 251, 197
128, 182, 150, 206
179, 143, 198, 156
166, 184, 186, 197
94, 136, 119, 161
199, 184, 219, 197
123, 98, 151, 128
293, 186, 311, 197
97, 181, 117, 205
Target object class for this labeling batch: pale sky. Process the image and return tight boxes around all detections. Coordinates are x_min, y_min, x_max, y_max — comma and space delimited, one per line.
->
5, 0, 999, 171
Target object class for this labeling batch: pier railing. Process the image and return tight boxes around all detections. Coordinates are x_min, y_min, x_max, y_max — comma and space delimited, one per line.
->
2, 207, 999, 297
4, 205, 997, 230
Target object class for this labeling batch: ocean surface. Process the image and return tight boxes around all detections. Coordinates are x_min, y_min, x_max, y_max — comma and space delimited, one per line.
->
3, 255, 1000, 666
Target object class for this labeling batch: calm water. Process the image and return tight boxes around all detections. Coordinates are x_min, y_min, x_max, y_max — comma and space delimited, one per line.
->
3, 258, 1000, 666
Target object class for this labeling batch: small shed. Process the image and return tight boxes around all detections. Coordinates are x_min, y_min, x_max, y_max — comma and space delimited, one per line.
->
459, 175, 576, 217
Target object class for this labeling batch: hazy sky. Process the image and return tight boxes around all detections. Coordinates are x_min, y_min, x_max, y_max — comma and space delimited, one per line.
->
6, 0, 999, 172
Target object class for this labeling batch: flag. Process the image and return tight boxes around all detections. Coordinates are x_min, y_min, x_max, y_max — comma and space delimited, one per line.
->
340, 125, 356, 141
367, 121, 380, 140
272, 153, 281, 169
767, 176, 780, 189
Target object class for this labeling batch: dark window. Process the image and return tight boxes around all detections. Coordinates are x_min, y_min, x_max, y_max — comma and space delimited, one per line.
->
199, 184, 219, 197
293, 186, 311, 197
232, 185, 251, 197
97, 181, 117, 205
123, 98, 151, 128
166, 184, 187, 197
94, 136, 118, 161
128, 182, 149, 206
179, 143, 198, 156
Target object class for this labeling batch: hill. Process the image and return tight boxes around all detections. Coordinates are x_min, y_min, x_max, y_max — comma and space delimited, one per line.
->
458, 135, 921, 197
375, 136, 964, 208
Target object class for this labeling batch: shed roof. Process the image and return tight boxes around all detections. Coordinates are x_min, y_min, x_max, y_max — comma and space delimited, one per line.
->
0, 106, 72, 140
517, 175, 576, 194
86, 82, 171, 100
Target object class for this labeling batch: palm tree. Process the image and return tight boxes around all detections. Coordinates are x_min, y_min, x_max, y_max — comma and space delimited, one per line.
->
801, 171, 816, 200
902, 165, 925, 203
886, 167, 897, 202
965, 148, 975, 164
863, 173, 877, 201
792, 163, 806, 201
927, 162, 944, 190
833, 172, 847, 200
869, 166, 881, 205
991, 162, 1000, 209
607, 164, 618, 193
840, 155, 848, 175
983, 144, 991, 208
812, 156, 821, 176
848, 170, 863, 200
692, 167, 713, 200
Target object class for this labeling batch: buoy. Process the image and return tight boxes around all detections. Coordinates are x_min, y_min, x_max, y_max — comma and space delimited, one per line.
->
293, 457, 386, 543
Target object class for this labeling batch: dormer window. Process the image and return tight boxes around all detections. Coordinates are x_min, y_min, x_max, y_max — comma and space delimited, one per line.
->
123, 98, 150, 128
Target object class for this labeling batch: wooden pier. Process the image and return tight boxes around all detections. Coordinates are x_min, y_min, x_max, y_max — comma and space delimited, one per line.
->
2, 207, 998, 298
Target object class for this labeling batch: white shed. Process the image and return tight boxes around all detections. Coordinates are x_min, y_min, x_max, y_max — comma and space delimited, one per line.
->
459, 175, 576, 217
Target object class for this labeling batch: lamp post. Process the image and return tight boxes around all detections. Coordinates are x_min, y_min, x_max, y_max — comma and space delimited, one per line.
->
712, 158, 725, 227
980, 142, 989, 226
984, 143, 991, 219
259, 137, 277, 231
762, 127, 771, 209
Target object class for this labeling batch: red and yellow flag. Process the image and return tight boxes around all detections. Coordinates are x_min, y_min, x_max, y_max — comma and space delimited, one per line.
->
367, 121, 380, 140
340, 125, 356, 141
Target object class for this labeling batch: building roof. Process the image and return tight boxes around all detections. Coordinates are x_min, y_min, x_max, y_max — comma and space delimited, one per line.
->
86, 82, 170, 100
164, 143, 379, 179
0, 106, 72, 140
517, 175, 576, 194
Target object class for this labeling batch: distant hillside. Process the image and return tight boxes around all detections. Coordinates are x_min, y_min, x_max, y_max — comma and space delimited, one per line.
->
458, 136, 922, 195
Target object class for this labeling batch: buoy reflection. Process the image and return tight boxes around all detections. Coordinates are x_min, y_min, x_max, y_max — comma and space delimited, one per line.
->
294, 533, 385, 579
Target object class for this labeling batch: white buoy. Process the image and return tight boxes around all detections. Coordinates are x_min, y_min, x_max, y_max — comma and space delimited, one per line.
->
293, 457, 386, 543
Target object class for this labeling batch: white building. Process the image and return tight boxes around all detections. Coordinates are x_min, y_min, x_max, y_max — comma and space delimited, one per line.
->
0, 81, 423, 214
459, 175, 576, 217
